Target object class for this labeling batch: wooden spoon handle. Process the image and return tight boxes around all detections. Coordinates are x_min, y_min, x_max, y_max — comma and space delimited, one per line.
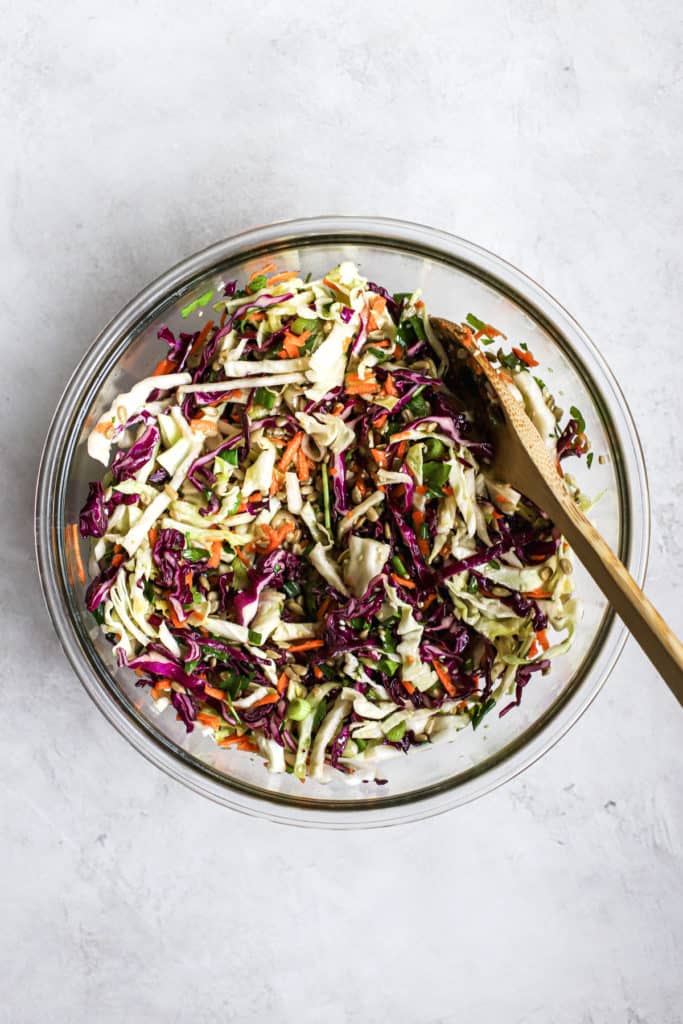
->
532, 479, 683, 703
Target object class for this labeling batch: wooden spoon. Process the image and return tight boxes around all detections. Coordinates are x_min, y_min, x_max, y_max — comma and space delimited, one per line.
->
430, 316, 683, 704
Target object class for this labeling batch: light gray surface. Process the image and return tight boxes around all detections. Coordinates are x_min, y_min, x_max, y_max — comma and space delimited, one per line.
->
2, 2, 682, 1022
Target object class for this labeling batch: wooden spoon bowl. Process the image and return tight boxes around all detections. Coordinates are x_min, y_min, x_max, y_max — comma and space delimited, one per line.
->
431, 316, 683, 703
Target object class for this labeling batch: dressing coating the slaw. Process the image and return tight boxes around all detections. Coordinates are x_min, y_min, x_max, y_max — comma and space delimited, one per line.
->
77, 262, 590, 781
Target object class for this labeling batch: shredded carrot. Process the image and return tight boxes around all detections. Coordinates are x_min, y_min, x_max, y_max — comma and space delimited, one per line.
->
422, 593, 437, 610
415, 484, 427, 495
355, 477, 368, 498
207, 540, 222, 569
374, 414, 388, 430
391, 573, 416, 589
234, 545, 253, 568
528, 641, 539, 658
317, 597, 332, 622
152, 356, 176, 377
287, 639, 325, 653
268, 270, 298, 285
260, 262, 277, 274
197, 711, 222, 728
367, 312, 378, 332
383, 374, 398, 397
537, 629, 550, 651
396, 440, 408, 460
150, 679, 172, 700
67, 524, 86, 584
312, 664, 323, 680
278, 431, 304, 472
403, 679, 416, 695
191, 418, 221, 436
236, 739, 259, 753
257, 521, 295, 553
111, 552, 124, 569
389, 430, 413, 443
94, 421, 111, 435
498, 371, 514, 384
188, 319, 215, 362
525, 588, 552, 598
432, 660, 456, 697
296, 448, 311, 482
276, 672, 288, 696
218, 734, 246, 748
204, 684, 227, 700
512, 346, 539, 367
168, 606, 186, 629
370, 448, 389, 468
251, 693, 280, 709
345, 380, 379, 395
248, 268, 264, 283
148, 527, 158, 548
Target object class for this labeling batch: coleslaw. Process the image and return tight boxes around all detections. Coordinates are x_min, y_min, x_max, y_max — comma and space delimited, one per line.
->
77, 261, 590, 781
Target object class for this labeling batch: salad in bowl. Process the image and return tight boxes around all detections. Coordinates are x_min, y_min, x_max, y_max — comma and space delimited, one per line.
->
74, 261, 589, 782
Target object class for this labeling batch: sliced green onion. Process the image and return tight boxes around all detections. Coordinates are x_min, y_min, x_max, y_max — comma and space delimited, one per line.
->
471, 696, 496, 730
378, 656, 400, 677
248, 629, 262, 645
291, 316, 317, 335
246, 274, 267, 294
386, 720, 406, 742
218, 448, 239, 466
465, 313, 487, 332
422, 437, 446, 459
282, 580, 301, 598
181, 289, 214, 319
254, 387, 276, 410
422, 461, 450, 488
288, 698, 312, 721
312, 698, 328, 733
184, 546, 209, 561
570, 405, 586, 433
391, 554, 409, 577
408, 314, 426, 341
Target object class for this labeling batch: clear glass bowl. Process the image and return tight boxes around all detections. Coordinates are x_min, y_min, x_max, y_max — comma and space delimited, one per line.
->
34, 216, 649, 828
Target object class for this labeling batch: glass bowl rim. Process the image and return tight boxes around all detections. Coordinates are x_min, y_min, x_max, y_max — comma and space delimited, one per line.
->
34, 215, 650, 828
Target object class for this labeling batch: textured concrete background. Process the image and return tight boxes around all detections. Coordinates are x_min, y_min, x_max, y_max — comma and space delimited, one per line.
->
1, 1, 682, 1021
